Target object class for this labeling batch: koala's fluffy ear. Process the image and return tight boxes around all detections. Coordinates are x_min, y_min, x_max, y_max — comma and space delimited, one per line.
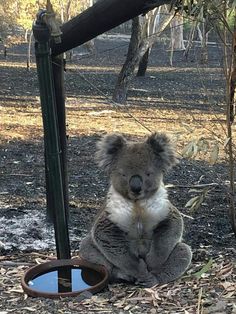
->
95, 134, 126, 172
146, 133, 178, 171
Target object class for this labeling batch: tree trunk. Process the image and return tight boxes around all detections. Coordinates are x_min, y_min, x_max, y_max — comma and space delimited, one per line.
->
137, 5, 174, 76
226, 6, 236, 236
27, 31, 33, 70
137, 47, 150, 76
184, 19, 198, 60
112, 17, 142, 103
200, 19, 208, 64
25, 29, 29, 42
113, 5, 174, 102
197, 18, 209, 64
4, 46, 7, 58
170, 13, 185, 50
51, 0, 172, 56
136, 9, 156, 77
169, 13, 185, 66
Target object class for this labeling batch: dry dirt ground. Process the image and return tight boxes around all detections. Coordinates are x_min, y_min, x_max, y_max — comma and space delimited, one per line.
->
0, 34, 235, 313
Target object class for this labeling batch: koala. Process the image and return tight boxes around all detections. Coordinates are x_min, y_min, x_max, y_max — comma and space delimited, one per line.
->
79, 133, 192, 287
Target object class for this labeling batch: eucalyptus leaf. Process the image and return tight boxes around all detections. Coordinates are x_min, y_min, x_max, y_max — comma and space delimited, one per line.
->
193, 258, 214, 279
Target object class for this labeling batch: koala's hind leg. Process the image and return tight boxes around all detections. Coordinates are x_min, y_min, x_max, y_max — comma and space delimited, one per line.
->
79, 235, 113, 275
151, 242, 192, 284
79, 235, 136, 283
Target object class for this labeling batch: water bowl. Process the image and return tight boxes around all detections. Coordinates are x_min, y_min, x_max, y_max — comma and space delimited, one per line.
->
21, 258, 109, 298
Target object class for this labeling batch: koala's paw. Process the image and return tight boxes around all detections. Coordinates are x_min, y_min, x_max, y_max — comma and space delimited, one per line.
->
135, 274, 158, 288
151, 242, 192, 284
136, 277, 158, 288
135, 259, 158, 287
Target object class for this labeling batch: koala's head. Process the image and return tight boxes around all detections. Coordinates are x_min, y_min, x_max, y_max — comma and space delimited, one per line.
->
96, 133, 178, 201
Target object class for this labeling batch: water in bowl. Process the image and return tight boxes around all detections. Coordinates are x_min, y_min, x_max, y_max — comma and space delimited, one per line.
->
28, 266, 104, 293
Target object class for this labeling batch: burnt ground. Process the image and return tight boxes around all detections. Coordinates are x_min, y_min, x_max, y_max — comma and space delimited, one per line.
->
0, 34, 235, 313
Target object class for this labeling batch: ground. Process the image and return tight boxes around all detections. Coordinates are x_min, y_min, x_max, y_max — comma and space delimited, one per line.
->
0, 33, 235, 313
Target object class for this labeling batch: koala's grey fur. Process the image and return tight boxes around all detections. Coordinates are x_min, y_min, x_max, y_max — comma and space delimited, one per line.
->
79, 133, 192, 287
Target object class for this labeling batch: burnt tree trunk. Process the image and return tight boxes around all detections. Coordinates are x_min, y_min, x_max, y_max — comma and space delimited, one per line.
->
184, 19, 197, 60
137, 47, 150, 76
4, 46, 7, 58
136, 8, 158, 77
51, 0, 172, 56
112, 17, 142, 103
113, 6, 174, 102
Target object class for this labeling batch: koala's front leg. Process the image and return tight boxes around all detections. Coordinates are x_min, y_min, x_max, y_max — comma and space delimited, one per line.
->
146, 206, 184, 271
146, 206, 192, 284
93, 214, 157, 287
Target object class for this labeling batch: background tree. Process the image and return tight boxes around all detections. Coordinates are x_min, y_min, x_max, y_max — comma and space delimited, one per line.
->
169, 12, 185, 65
0, 0, 19, 57
0, 0, 86, 63
184, 1, 212, 63
137, 8, 159, 77
170, 12, 185, 50
112, 16, 143, 104
113, 5, 174, 103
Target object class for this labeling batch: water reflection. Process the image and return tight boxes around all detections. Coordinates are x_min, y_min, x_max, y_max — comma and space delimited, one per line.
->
28, 266, 104, 293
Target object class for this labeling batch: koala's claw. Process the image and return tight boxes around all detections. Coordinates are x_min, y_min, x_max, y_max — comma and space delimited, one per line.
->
135, 275, 158, 288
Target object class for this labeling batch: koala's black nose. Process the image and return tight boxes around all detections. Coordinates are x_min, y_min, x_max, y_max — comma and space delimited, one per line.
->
129, 175, 143, 194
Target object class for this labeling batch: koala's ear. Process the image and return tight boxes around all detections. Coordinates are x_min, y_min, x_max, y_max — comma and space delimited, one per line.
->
146, 133, 178, 171
95, 134, 126, 172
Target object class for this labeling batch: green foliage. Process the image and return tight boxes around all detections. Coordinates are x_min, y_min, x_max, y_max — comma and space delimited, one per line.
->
180, 0, 235, 30
0, 0, 87, 41
227, 9, 235, 29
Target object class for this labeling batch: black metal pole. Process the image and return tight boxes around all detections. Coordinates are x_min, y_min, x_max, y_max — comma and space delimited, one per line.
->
33, 12, 71, 259
51, 55, 69, 220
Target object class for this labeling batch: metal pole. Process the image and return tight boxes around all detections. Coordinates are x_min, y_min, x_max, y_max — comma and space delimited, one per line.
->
51, 55, 69, 220
33, 11, 71, 259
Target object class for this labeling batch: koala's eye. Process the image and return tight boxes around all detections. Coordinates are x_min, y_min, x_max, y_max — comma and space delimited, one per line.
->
146, 171, 153, 177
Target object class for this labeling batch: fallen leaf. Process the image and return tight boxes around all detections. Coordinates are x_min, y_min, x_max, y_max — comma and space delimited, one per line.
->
220, 282, 235, 291
182, 141, 197, 158
193, 259, 213, 279
20, 308, 37, 312
124, 304, 133, 311
223, 290, 235, 299
8, 287, 24, 293
217, 263, 233, 278
185, 196, 200, 208
232, 303, 236, 314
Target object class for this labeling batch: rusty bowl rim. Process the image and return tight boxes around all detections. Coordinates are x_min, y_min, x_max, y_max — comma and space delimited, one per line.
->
21, 258, 109, 299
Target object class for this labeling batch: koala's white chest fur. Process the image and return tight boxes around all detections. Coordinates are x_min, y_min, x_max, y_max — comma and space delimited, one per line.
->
106, 184, 170, 238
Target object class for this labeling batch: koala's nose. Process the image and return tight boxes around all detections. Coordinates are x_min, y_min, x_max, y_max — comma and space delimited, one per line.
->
129, 175, 143, 194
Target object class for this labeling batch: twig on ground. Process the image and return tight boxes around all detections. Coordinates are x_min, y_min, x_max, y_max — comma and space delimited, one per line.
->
197, 287, 203, 314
